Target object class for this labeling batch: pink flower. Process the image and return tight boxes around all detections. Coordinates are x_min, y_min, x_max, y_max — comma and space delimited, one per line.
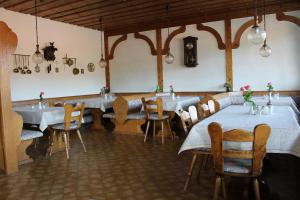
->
240, 87, 245, 92
244, 85, 250, 90
40, 91, 44, 96
267, 82, 272, 86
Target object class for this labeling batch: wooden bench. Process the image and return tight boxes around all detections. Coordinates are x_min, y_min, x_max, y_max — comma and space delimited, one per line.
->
18, 129, 43, 165
104, 93, 154, 135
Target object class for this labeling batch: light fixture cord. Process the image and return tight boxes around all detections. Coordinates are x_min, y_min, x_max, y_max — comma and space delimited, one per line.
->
100, 17, 103, 57
166, 4, 170, 51
254, 0, 258, 25
263, 0, 267, 45
35, 0, 39, 46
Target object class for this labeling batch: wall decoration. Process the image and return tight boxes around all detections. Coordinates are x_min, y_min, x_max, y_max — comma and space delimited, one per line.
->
43, 42, 57, 61
35, 64, 40, 73
47, 64, 51, 73
12, 54, 32, 74
63, 54, 76, 67
81, 69, 84, 74
87, 63, 95, 72
183, 36, 198, 67
73, 68, 79, 75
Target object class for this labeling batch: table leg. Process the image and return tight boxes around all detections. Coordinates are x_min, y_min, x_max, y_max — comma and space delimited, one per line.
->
18, 139, 33, 165
90, 108, 105, 130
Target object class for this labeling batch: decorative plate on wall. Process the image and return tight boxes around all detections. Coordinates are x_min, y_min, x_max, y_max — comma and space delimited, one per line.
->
73, 68, 79, 75
87, 63, 95, 72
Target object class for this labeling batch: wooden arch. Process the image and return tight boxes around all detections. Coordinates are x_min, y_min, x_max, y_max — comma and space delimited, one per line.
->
163, 26, 186, 55
134, 32, 157, 55
276, 12, 300, 27
108, 34, 127, 60
232, 16, 262, 49
196, 23, 226, 50
0, 21, 23, 174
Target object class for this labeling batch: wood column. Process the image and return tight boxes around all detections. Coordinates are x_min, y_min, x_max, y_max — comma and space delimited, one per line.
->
0, 21, 22, 174
156, 29, 163, 90
104, 32, 110, 88
225, 19, 233, 88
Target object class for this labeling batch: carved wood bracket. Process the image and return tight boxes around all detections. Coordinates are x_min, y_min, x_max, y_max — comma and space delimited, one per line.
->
276, 12, 300, 27
134, 32, 157, 55
108, 34, 127, 60
196, 23, 226, 50
232, 16, 262, 49
162, 26, 186, 55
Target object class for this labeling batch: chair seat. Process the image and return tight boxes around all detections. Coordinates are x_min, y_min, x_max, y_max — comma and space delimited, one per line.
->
21, 130, 43, 141
52, 122, 80, 131
127, 112, 146, 120
224, 158, 252, 174
192, 148, 211, 154
147, 113, 169, 120
103, 112, 115, 119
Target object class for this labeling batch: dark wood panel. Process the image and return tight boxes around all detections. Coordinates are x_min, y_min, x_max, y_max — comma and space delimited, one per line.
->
1, 0, 299, 34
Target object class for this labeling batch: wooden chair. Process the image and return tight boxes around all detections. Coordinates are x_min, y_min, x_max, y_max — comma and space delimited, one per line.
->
179, 109, 192, 135
208, 122, 271, 200
188, 105, 198, 125
197, 95, 220, 120
142, 97, 173, 144
50, 103, 87, 159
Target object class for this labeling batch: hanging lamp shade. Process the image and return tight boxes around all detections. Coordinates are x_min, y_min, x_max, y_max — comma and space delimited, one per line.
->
259, 43, 272, 57
32, 0, 43, 64
165, 51, 174, 64
247, 0, 266, 45
164, 4, 174, 64
247, 25, 266, 45
99, 17, 107, 68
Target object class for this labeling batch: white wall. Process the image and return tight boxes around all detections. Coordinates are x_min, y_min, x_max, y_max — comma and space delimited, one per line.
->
0, 8, 105, 101
109, 31, 157, 92
108, 11, 300, 93
232, 11, 300, 91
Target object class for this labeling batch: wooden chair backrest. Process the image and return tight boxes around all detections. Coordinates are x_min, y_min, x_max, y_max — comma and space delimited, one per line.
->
179, 110, 192, 134
64, 103, 85, 129
208, 122, 271, 176
188, 105, 198, 125
197, 95, 220, 119
141, 97, 163, 119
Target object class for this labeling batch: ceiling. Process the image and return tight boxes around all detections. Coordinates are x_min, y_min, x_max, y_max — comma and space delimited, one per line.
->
1, 0, 300, 35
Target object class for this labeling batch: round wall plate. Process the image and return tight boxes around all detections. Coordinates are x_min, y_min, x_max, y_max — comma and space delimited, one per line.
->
73, 68, 79, 75
87, 63, 95, 72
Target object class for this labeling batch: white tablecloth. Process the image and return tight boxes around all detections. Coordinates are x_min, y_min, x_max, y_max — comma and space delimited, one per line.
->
179, 105, 300, 157
65, 96, 116, 112
161, 96, 200, 114
14, 107, 65, 131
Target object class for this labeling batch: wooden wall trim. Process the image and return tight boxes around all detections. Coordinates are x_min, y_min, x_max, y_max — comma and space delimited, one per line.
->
225, 19, 233, 88
162, 26, 186, 55
134, 32, 157, 55
232, 16, 262, 49
108, 34, 127, 60
276, 11, 300, 27
0, 21, 22, 174
196, 23, 226, 50
156, 29, 163, 90
104, 32, 110, 88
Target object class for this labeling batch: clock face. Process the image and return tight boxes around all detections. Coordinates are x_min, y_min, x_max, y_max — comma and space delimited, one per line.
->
185, 42, 194, 50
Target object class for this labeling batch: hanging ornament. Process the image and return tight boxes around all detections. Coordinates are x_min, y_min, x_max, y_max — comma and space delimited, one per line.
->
99, 17, 107, 68
32, 0, 44, 64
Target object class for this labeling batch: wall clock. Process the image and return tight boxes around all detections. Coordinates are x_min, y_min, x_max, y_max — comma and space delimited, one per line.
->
183, 36, 198, 67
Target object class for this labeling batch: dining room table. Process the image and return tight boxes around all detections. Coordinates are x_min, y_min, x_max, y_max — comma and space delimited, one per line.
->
179, 104, 300, 157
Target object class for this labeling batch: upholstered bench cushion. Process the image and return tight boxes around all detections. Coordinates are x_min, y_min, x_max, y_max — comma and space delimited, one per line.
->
127, 112, 146, 120
224, 158, 252, 174
52, 122, 80, 131
103, 112, 115, 119
21, 130, 43, 141
147, 113, 169, 120
217, 97, 232, 109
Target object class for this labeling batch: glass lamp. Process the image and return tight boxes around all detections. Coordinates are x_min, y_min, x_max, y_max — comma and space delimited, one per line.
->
32, 46, 43, 64
259, 42, 272, 57
247, 24, 266, 45
99, 55, 107, 68
165, 51, 174, 64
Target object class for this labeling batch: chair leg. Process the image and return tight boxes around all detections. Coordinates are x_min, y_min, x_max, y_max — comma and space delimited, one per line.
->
48, 130, 56, 157
67, 133, 70, 149
253, 178, 260, 200
77, 130, 87, 152
63, 132, 70, 159
166, 119, 174, 140
196, 154, 204, 183
161, 121, 164, 144
213, 176, 222, 200
183, 153, 198, 192
144, 121, 150, 143
153, 121, 156, 137
221, 177, 227, 199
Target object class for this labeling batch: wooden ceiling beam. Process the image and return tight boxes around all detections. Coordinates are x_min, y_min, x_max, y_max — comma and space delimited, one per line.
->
66, 0, 241, 26
79, 0, 279, 28
104, 2, 299, 36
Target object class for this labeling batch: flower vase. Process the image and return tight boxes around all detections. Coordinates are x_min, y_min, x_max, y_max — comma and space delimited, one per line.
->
267, 92, 272, 105
171, 93, 175, 100
38, 101, 42, 110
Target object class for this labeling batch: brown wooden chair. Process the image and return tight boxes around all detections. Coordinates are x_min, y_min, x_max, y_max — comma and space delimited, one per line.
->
142, 97, 173, 144
208, 122, 271, 200
50, 103, 87, 159
197, 95, 220, 120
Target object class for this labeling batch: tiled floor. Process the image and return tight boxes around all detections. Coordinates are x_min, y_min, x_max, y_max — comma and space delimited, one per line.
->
0, 127, 300, 200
